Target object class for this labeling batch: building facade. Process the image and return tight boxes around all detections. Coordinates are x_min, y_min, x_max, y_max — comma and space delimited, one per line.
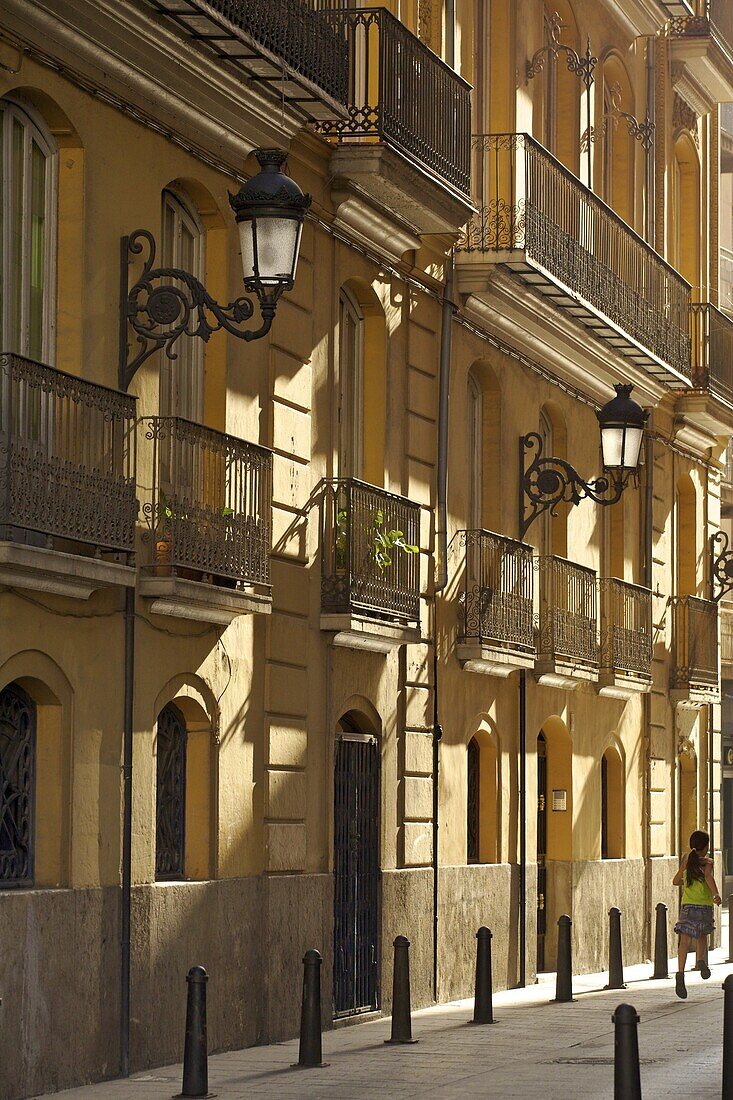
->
0, 1, 732, 1097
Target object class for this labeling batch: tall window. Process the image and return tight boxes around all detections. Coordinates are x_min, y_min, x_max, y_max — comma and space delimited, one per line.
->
338, 287, 364, 479
538, 409, 553, 556
0, 682, 36, 887
468, 372, 483, 530
467, 732, 499, 864
1, 99, 57, 361
467, 737, 480, 864
601, 745, 625, 859
156, 702, 187, 880
160, 189, 205, 423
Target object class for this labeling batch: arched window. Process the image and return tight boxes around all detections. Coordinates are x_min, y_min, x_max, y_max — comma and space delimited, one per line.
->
467, 360, 501, 532
676, 472, 697, 596
601, 59, 635, 224
338, 286, 364, 480
540, 2, 581, 173
0, 682, 36, 886
155, 701, 187, 880
468, 371, 483, 530
673, 135, 701, 291
160, 188, 205, 423
466, 728, 499, 864
601, 744, 625, 859
1, 98, 57, 361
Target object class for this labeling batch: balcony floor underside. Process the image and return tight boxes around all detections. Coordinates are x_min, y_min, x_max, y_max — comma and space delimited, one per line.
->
500, 254, 692, 391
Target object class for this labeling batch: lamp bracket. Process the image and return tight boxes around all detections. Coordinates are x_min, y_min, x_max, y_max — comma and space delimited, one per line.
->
118, 229, 278, 392
527, 15, 597, 90
711, 530, 733, 603
519, 431, 630, 539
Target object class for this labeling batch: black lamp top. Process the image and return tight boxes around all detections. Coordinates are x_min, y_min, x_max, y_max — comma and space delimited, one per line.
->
229, 148, 312, 218
596, 383, 650, 428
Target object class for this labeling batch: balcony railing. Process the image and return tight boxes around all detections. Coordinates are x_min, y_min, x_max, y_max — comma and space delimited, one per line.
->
317, 7, 471, 196
143, 0, 348, 120
145, 417, 272, 587
0, 352, 137, 556
458, 134, 692, 378
459, 530, 535, 653
600, 579, 653, 679
321, 478, 421, 623
690, 303, 733, 408
671, 595, 719, 691
668, 1, 733, 54
537, 555, 598, 668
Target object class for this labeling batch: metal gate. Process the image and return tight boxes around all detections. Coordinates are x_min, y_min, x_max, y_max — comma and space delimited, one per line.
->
333, 735, 380, 1017
537, 734, 547, 972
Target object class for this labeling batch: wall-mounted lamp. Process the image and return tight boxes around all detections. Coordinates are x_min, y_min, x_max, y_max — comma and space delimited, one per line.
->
519, 383, 649, 539
119, 149, 311, 392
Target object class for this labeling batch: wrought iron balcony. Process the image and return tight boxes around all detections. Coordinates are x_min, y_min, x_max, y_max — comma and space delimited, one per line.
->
141, 0, 348, 121
670, 595, 719, 703
0, 352, 137, 557
317, 7, 471, 198
667, 1, 733, 103
321, 478, 421, 639
599, 579, 653, 697
144, 417, 272, 589
536, 555, 598, 685
668, 0, 733, 52
689, 302, 733, 410
457, 134, 692, 385
457, 530, 535, 675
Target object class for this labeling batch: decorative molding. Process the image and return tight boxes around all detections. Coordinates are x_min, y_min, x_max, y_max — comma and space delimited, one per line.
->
673, 91, 700, 146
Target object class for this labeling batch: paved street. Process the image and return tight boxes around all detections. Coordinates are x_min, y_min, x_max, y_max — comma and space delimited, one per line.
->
38, 932, 731, 1100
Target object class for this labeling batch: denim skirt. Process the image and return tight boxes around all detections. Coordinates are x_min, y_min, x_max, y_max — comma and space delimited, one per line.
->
674, 904, 715, 938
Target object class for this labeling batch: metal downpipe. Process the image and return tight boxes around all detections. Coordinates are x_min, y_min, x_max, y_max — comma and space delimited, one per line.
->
518, 669, 527, 987
120, 586, 135, 1076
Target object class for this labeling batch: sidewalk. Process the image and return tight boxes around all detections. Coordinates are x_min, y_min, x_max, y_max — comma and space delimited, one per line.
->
37, 936, 732, 1100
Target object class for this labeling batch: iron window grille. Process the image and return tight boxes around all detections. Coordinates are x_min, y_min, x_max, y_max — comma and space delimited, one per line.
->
155, 702, 187, 881
0, 682, 36, 888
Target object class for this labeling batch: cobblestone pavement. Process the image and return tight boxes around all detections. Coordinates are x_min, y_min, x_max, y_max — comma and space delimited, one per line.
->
36, 938, 732, 1100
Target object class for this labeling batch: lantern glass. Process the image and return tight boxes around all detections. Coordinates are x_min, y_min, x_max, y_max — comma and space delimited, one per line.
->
600, 424, 644, 472
238, 214, 302, 290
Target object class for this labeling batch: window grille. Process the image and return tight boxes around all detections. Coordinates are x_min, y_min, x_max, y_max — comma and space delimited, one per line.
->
0, 682, 35, 887
155, 702, 187, 880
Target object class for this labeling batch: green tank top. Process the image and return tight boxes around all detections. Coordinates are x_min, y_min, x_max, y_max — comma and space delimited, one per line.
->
682, 872, 713, 907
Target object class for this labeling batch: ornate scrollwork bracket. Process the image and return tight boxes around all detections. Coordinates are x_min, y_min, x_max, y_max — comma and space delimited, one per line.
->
527, 15, 597, 91
119, 229, 277, 392
580, 82, 655, 154
519, 432, 630, 540
710, 529, 733, 603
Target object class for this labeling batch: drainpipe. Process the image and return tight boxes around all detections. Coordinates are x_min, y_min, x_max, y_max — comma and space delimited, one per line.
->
642, 428, 654, 958
430, 0, 455, 1006
120, 585, 135, 1075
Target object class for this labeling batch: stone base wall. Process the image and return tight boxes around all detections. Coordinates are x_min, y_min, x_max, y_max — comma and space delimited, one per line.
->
0, 887, 119, 1100
380, 868, 434, 1013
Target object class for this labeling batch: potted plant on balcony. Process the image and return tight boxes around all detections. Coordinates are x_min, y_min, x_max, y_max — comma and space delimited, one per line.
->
334, 506, 418, 573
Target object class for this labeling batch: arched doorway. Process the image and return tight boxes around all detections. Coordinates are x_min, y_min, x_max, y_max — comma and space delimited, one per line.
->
536, 732, 548, 970
537, 715, 573, 971
333, 710, 380, 1017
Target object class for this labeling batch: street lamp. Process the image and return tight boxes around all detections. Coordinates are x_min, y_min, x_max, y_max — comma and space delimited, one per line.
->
520, 383, 649, 539
119, 147, 311, 392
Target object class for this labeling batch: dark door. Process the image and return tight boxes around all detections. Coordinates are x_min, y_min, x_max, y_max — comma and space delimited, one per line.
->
333, 734, 380, 1017
537, 733, 547, 972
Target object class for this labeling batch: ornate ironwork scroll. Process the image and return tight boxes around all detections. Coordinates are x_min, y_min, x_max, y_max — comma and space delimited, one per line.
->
0, 682, 35, 886
711, 529, 733, 602
582, 81, 655, 153
459, 529, 535, 651
536, 554, 598, 667
155, 702, 187, 881
520, 432, 629, 539
120, 229, 276, 392
599, 578, 652, 677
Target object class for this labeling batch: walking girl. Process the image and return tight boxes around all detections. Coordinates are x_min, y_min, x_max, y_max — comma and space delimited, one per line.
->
672, 829, 721, 998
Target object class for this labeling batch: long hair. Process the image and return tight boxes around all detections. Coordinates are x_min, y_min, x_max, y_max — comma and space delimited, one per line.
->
686, 829, 710, 886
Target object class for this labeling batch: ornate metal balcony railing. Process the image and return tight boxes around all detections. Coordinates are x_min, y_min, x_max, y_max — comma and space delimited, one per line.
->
142, 0, 348, 120
690, 302, 733, 408
0, 352, 137, 556
600, 578, 653, 678
458, 134, 692, 378
317, 8, 471, 196
145, 417, 272, 587
668, 1, 733, 55
321, 478, 421, 623
537, 555, 598, 667
671, 595, 719, 690
459, 529, 535, 652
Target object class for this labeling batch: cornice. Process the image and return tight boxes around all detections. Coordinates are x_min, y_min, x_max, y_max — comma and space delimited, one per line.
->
605, 0, 670, 39
1, 0, 304, 170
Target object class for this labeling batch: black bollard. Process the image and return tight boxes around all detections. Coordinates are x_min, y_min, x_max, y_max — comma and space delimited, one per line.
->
652, 903, 669, 980
176, 966, 212, 1099
723, 975, 733, 1097
728, 896, 733, 964
385, 936, 418, 1044
554, 915, 574, 1003
605, 907, 626, 991
472, 927, 495, 1025
297, 949, 327, 1068
613, 1004, 641, 1100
